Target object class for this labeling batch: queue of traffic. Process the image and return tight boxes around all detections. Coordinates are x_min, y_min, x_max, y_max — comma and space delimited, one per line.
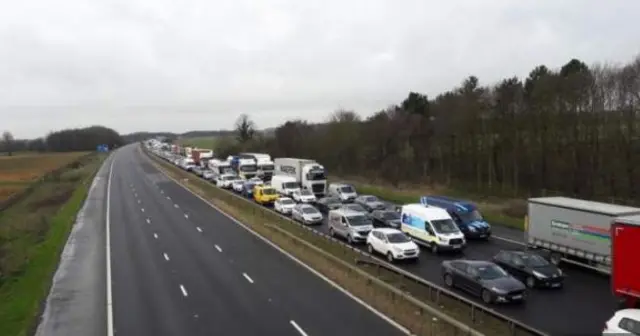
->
146, 139, 640, 334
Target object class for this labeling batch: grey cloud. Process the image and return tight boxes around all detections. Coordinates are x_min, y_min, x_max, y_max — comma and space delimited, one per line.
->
1, 0, 639, 138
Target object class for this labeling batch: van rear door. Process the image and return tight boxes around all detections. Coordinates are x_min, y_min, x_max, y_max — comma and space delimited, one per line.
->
612, 220, 640, 300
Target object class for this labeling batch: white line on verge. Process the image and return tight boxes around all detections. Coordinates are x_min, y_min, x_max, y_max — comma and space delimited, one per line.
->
215, 245, 222, 252
242, 273, 254, 284
290, 321, 308, 336
106, 157, 116, 336
180, 285, 188, 297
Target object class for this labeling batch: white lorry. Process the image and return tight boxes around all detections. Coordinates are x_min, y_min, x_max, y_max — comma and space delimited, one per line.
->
239, 153, 275, 181
274, 158, 327, 197
208, 159, 234, 177
526, 196, 640, 273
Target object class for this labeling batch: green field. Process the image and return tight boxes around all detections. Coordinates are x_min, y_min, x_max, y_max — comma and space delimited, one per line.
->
0, 153, 105, 336
176, 136, 220, 149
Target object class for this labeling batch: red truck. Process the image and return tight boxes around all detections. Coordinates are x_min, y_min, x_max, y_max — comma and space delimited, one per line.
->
611, 215, 640, 309
190, 149, 214, 167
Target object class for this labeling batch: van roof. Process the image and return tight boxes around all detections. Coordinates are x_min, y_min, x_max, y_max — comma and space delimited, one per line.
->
330, 208, 364, 217
272, 175, 298, 181
529, 196, 640, 216
422, 195, 477, 212
402, 204, 451, 220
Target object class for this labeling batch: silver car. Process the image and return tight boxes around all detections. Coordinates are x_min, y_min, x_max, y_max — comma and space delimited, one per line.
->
291, 204, 323, 225
354, 195, 386, 212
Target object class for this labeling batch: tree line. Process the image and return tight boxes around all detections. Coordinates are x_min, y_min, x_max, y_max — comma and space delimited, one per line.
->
0, 126, 125, 154
217, 54, 640, 204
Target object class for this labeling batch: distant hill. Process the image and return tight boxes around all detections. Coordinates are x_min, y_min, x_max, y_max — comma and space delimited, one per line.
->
122, 130, 234, 143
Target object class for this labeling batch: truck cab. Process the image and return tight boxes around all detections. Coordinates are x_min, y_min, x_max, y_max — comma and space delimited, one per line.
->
419, 195, 491, 239
271, 175, 300, 196
274, 158, 327, 198
230, 156, 258, 179
612, 215, 640, 309
253, 185, 279, 205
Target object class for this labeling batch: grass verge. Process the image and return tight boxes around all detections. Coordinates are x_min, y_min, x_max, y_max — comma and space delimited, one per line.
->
334, 177, 525, 230
0, 153, 106, 336
145, 149, 541, 336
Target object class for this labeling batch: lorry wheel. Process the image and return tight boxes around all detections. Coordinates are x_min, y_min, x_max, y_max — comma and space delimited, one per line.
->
367, 244, 374, 254
481, 290, 492, 304
525, 276, 536, 288
386, 252, 394, 263
444, 274, 454, 287
550, 252, 562, 265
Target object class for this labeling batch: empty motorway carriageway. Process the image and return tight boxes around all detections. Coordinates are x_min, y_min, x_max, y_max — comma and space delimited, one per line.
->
106, 145, 408, 336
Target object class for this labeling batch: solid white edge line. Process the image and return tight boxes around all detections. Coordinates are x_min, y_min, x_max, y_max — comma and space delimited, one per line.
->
149, 155, 411, 335
180, 285, 188, 297
106, 156, 115, 336
163, 253, 170, 261
242, 273, 254, 284
196, 227, 202, 233
215, 245, 222, 252
290, 320, 309, 336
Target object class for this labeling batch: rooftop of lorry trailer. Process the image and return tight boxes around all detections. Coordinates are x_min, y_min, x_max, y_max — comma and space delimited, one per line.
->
529, 196, 640, 216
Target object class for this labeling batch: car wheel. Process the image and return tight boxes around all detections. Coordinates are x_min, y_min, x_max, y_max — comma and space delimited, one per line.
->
431, 243, 438, 254
444, 273, 454, 287
347, 235, 353, 244
367, 244, 374, 254
550, 252, 562, 265
525, 276, 536, 288
386, 252, 394, 263
329, 227, 335, 237
481, 289, 492, 304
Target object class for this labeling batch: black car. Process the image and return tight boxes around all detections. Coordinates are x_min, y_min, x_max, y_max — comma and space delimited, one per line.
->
316, 197, 343, 213
369, 210, 401, 228
441, 259, 526, 304
492, 250, 565, 289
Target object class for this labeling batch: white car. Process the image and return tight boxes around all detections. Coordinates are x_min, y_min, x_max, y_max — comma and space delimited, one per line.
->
366, 228, 420, 263
291, 204, 323, 225
232, 179, 245, 193
603, 308, 640, 335
216, 174, 238, 188
291, 189, 317, 203
274, 197, 296, 215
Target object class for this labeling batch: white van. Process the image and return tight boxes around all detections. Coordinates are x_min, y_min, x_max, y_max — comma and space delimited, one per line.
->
400, 204, 466, 254
271, 175, 301, 196
328, 183, 358, 202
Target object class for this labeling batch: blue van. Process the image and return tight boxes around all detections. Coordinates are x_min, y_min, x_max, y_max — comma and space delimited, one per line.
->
419, 196, 491, 239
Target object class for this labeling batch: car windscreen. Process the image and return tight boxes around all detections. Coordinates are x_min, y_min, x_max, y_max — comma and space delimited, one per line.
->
346, 204, 366, 212
280, 199, 295, 205
347, 215, 371, 226
300, 190, 313, 196
521, 254, 549, 267
386, 232, 411, 243
381, 211, 400, 220
240, 165, 257, 172
431, 219, 459, 234
263, 188, 276, 195
283, 182, 299, 189
365, 196, 378, 202
476, 264, 509, 280
339, 186, 354, 193
301, 207, 318, 214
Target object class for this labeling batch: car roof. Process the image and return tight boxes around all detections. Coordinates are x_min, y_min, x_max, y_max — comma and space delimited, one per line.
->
456, 260, 494, 267
278, 197, 293, 201
402, 204, 451, 220
330, 208, 362, 216
372, 228, 402, 234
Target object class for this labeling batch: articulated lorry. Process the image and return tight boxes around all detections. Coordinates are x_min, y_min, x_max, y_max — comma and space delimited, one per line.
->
208, 159, 234, 177
274, 158, 327, 197
525, 196, 640, 273
190, 149, 214, 167
612, 215, 640, 309
239, 153, 275, 181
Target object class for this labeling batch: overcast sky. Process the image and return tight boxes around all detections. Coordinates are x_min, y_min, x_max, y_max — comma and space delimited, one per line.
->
1, 0, 639, 138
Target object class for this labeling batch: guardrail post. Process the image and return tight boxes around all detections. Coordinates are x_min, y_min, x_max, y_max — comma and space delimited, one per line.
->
470, 305, 476, 323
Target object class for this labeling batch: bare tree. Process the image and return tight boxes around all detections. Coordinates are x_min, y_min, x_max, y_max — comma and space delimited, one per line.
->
234, 114, 256, 144
2, 131, 15, 156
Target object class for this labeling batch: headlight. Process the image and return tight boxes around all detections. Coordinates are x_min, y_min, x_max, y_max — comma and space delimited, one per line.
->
557, 269, 563, 276
532, 271, 547, 279
438, 237, 448, 243
468, 227, 477, 232
491, 287, 507, 294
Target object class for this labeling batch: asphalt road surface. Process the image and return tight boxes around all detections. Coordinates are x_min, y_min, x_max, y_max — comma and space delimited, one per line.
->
156, 150, 617, 336
109, 145, 408, 336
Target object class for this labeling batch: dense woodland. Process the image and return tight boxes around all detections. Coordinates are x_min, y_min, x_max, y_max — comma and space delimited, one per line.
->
0, 126, 124, 154
217, 55, 640, 204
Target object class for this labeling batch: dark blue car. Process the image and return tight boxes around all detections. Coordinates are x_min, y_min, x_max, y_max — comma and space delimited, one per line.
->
420, 195, 491, 239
